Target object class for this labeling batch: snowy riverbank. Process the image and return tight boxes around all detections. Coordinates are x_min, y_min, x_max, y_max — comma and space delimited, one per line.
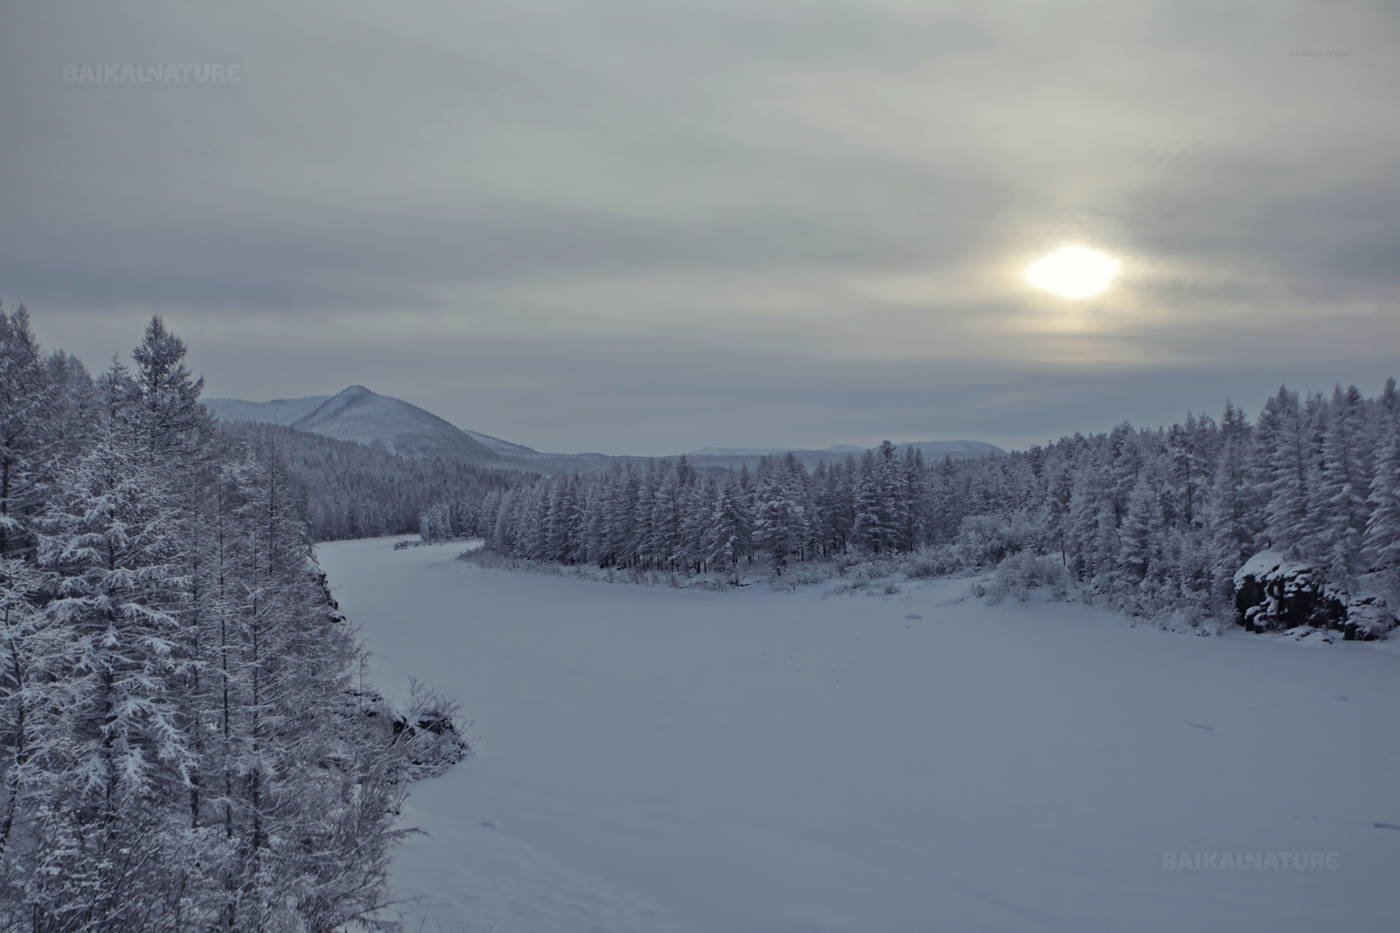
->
320, 536, 1400, 933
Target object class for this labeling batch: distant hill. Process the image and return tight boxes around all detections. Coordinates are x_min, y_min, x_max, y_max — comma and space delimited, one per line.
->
689, 446, 810, 457
207, 386, 1006, 472
682, 440, 1005, 469
205, 385, 502, 464
203, 393, 330, 426
889, 440, 1005, 459
462, 428, 544, 459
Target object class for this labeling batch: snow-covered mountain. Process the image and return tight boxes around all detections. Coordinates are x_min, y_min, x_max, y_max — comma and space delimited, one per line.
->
205, 386, 502, 463
203, 393, 331, 426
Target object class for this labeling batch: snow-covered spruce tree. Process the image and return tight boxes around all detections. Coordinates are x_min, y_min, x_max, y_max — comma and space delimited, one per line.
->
705, 476, 751, 584
0, 306, 81, 874
1119, 472, 1164, 612
0, 556, 73, 864
677, 476, 714, 574
647, 466, 683, 571
1364, 389, 1400, 597
752, 455, 801, 573
545, 474, 583, 563
1064, 447, 1116, 588
0, 305, 64, 559
1315, 386, 1369, 588
220, 443, 409, 931
29, 360, 202, 929
1256, 387, 1310, 555
1206, 402, 1255, 605
851, 447, 894, 555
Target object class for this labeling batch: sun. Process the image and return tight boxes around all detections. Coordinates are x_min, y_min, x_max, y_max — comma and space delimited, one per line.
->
1026, 245, 1120, 299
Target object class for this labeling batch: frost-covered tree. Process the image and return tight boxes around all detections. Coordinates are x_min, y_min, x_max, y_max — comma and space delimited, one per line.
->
1364, 405, 1400, 594
1257, 387, 1309, 555
456, 378, 1396, 636
1315, 386, 1368, 586
752, 457, 799, 573
1, 313, 452, 930
0, 306, 63, 558
706, 477, 752, 583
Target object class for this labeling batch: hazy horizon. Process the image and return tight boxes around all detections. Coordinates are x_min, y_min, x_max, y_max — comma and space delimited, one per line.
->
6, 1, 1399, 455
188, 368, 1393, 458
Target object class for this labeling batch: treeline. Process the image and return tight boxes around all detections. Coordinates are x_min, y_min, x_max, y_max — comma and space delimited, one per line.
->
222, 421, 526, 542
444, 380, 1399, 632
1, 309, 437, 930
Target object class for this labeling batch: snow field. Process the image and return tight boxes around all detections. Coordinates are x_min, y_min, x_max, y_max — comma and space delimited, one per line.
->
320, 537, 1400, 933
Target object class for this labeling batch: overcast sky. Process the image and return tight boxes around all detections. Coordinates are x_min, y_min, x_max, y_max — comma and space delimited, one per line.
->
3, 1, 1398, 454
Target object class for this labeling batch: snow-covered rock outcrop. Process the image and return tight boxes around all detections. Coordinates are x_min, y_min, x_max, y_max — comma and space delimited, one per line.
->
352, 689, 472, 780
1233, 551, 1395, 641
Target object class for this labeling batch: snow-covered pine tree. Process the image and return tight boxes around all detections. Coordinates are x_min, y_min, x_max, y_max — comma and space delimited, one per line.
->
0, 556, 73, 860
3, 313, 440, 931
1364, 395, 1400, 594
0, 306, 63, 559
851, 449, 891, 554
706, 475, 752, 583
752, 457, 797, 573
1255, 387, 1309, 555
1120, 472, 1163, 604
1315, 386, 1368, 588
675, 477, 713, 573
30, 361, 199, 929
1206, 402, 1254, 604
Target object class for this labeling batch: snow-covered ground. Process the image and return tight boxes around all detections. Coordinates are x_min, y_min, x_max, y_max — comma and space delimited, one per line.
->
319, 537, 1400, 933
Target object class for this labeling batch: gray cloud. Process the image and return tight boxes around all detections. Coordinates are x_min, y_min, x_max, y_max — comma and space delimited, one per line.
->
3, 0, 1398, 453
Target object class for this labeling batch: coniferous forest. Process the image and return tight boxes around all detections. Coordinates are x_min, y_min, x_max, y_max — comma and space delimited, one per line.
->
452, 382, 1399, 638
223, 421, 525, 542
0, 308, 458, 931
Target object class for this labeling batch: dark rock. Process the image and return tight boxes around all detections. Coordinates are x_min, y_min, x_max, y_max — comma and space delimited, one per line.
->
390, 708, 471, 779
1233, 552, 1394, 641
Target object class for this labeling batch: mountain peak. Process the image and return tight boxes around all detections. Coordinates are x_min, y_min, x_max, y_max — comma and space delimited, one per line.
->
206, 388, 500, 463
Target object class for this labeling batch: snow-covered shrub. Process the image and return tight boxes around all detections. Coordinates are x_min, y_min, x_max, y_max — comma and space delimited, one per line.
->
827, 576, 902, 596
843, 560, 897, 582
985, 551, 1070, 602
797, 562, 837, 584
902, 545, 961, 579
772, 563, 836, 590
833, 551, 869, 574
351, 686, 472, 782
844, 561, 881, 582
392, 687, 472, 781
1156, 608, 1224, 636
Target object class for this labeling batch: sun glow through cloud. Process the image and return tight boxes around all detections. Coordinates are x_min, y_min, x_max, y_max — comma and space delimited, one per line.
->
1026, 246, 1120, 299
